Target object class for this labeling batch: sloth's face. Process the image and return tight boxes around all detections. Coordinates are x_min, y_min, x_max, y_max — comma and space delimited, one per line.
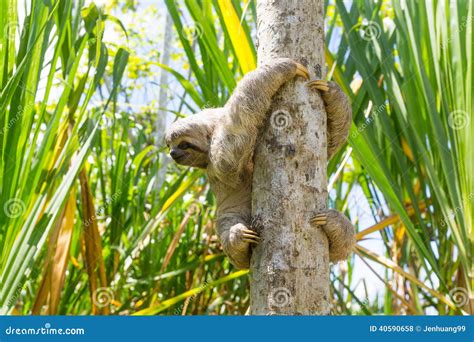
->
165, 110, 219, 169
166, 138, 209, 168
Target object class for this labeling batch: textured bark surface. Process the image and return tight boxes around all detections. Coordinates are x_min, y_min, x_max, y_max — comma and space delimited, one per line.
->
250, 0, 330, 315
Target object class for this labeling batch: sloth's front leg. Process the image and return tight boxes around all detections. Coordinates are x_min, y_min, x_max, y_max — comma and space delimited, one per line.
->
307, 80, 352, 159
310, 209, 355, 262
217, 220, 260, 270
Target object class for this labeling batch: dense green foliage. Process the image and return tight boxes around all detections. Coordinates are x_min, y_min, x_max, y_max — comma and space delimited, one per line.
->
0, 0, 471, 315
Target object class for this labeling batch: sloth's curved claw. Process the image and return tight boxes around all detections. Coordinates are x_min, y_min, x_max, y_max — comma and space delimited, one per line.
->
309, 212, 328, 226
242, 236, 260, 244
241, 229, 260, 244
307, 80, 330, 92
242, 228, 259, 236
295, 63, 309, 80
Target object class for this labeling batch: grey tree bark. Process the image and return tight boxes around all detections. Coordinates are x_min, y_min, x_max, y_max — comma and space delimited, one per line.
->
250, 0, 330, 315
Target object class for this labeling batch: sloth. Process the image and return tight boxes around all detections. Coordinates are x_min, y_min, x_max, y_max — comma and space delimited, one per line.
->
165, 58, 355, 269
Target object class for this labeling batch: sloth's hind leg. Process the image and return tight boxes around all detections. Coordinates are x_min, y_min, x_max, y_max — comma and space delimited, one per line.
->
310, 209, 355, 262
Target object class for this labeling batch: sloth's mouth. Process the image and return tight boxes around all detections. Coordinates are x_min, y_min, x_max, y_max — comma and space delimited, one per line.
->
172, 154, 207, 168
171, 153, 186, 162
173, 154, 191, 165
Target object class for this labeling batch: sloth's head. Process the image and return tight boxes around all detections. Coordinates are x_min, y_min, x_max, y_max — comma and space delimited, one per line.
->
165, 109, 219, 168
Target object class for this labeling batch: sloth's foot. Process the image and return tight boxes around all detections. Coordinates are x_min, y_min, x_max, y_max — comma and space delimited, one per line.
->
309, 209, 355, 263
307, 79, 330, 92
226, 224, 260, 269
310, 212, 327, 225
307, 80, 348, 111
295, 63, 310, 80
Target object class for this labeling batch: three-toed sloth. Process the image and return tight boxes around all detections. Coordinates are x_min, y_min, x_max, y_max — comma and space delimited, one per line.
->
165, 58, 355, 269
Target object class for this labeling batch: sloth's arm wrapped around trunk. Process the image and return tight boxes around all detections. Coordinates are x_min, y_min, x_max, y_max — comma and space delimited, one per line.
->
308, 80, 352, 159
209, 58, 308, 188
207, 58, 308, 269
324, 82, 352, 159
308, 80, 355, 262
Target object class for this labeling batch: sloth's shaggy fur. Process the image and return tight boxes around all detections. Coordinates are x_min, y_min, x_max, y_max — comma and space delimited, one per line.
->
165, 58, 355, 269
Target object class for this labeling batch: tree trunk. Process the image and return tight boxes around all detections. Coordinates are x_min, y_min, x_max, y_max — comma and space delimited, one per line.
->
250, 0, 330, 315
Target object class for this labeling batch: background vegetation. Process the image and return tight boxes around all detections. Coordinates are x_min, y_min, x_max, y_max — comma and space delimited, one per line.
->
0, 0, 471, 315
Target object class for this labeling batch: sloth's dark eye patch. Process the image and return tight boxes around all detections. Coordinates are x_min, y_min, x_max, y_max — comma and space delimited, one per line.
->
178, 141, 191, 150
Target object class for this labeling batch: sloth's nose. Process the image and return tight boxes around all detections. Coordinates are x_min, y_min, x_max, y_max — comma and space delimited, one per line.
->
170, 148, 183, 160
